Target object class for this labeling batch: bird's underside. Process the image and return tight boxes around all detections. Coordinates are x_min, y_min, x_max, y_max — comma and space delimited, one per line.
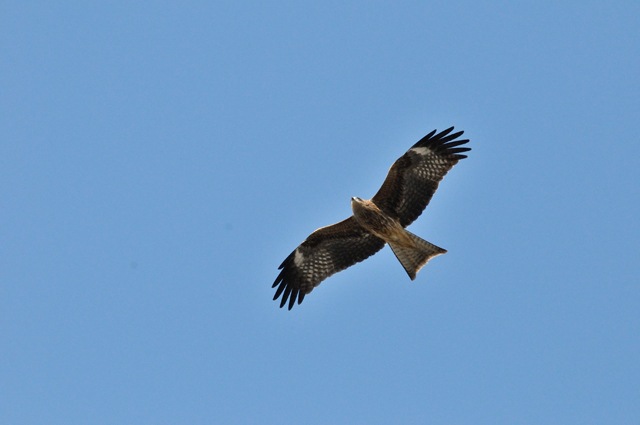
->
272, 126, 470, 310
349, 196, 447, 280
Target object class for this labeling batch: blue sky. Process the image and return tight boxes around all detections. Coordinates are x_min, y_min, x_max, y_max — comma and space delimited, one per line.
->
2, 1, 639, 424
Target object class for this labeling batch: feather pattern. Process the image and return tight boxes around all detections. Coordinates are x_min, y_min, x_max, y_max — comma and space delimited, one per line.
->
272, 217, 385, 310
371, 127, 469, 227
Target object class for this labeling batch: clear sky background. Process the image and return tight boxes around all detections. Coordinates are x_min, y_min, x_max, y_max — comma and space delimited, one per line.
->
2, 1, 639, 424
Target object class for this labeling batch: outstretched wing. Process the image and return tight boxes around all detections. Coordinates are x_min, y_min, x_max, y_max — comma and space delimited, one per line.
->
272, 217, 386, 310
372, 127, 470, 227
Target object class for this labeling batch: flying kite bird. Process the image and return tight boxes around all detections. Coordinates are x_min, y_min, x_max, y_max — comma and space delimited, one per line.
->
272, 127, 470, 310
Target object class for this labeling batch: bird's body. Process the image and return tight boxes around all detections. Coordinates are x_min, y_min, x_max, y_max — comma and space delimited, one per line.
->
272, 127, 470, 309
350, 197, 404, 243
350, 195, 447, 280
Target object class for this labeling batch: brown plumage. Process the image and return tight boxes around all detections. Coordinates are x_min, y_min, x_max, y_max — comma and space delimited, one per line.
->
272, 127, 470, 310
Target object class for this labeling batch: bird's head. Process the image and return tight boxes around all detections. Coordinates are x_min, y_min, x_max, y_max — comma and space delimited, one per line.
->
351, 197, 366, 212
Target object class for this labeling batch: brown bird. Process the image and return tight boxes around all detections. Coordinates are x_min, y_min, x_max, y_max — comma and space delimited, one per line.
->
272, 127, 470, 309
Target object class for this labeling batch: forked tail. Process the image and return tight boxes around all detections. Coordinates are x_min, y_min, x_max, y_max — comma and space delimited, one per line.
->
388, 231, 447, 280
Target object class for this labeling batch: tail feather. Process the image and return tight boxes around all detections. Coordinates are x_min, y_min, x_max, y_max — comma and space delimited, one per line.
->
388, 231, 447, 280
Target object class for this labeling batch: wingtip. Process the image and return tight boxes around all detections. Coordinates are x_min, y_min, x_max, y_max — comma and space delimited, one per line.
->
424, 128, 437, 139
287, 288, 298, 310
272, 269, 307, 310
412, 126, 468, 149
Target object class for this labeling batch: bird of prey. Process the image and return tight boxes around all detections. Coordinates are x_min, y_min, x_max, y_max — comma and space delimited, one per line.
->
272, 127, 470, 310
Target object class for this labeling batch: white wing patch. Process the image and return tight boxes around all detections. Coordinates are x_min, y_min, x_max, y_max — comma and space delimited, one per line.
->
410, 146, 432, 156
293, 249, 305, 267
